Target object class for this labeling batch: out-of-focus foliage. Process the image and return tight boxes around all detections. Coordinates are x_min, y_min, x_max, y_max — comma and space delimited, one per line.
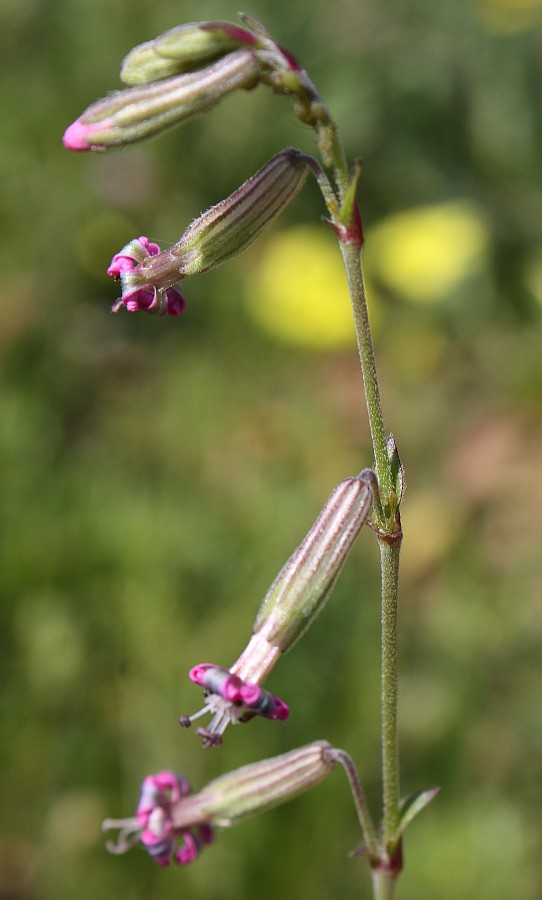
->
1, 0, 542, 898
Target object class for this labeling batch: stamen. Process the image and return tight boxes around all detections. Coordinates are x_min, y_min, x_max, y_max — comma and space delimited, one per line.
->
196, 727, 223, 748
102, 817, 143, 854
180, 704, 214, 725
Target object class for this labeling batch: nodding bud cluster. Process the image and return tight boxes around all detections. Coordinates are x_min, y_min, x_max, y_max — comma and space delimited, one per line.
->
108, 148, 311, 315
181, 473, 373, 745
63, 16, 334, 157
103, 742, 335, 866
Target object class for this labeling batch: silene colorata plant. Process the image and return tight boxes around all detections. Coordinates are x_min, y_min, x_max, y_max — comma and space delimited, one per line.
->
64, 16, 441, 899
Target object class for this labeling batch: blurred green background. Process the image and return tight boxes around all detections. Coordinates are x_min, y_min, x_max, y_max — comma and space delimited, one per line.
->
2, 0, 542, 897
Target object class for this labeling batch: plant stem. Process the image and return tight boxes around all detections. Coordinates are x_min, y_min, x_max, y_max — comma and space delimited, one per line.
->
314, 96, 403, 899
379, 537, 402, 844
371, 870, 397, 900
325, 748, 379, 861
324, 122, 351, 196
314, 119, 393, 502
338, 219, 403, 900
339, 242, 394, 501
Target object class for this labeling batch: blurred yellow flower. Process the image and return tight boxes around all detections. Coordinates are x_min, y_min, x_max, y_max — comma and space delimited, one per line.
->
385, 322, 447, 382
399, 491, 463, 583
365, 201, 489, 305
244, 225, 378, 350
473, 0, 542, 34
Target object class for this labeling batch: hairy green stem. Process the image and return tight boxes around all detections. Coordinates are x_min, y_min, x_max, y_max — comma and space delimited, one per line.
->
323, 122, 351, 196
339, 243, 394, 501
325, 748, 379, 861
371, 870, 397, 900
311, 79, 403, 900
317, 121, 394, 504
379, 538, 402, 844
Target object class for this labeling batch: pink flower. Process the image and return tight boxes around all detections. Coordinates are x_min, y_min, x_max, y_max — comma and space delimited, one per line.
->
103, 771, 213, 867
108, 236, 186, 317
102, 743, 336, 868
107, 236, 161, 277
179, 474, 373, 746
106, 151, 312, 318
180, 662, 289, 747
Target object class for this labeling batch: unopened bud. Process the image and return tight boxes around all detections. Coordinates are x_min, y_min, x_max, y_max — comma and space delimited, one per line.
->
63, 49, 260, 151
120, 21, 259, 85
181, 741, 335, 829
252, 473, 373, 652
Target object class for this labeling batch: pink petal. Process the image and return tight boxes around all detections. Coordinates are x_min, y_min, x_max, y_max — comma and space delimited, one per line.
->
62, 119, 92, 151
164, 287, 187, 316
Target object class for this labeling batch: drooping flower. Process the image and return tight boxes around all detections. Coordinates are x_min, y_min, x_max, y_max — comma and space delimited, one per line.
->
180, 472, 373, 745
108, 149, 312, 316
103, 742, 335, 867
103, 770, 212, 867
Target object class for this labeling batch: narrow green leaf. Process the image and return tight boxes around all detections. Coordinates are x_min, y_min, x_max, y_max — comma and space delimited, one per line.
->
339, 159, 362, 229
389, 787, 441, 850
386, 433, 405, 506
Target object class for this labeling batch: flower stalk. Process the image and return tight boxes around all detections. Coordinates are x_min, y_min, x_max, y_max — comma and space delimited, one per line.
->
339, 241, 395, 511
379, 538, 402, 855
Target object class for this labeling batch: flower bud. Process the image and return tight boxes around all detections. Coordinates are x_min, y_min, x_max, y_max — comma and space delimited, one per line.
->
63, 49, 260, 151
120, 21, 259, 85
251, 473, 373, 653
